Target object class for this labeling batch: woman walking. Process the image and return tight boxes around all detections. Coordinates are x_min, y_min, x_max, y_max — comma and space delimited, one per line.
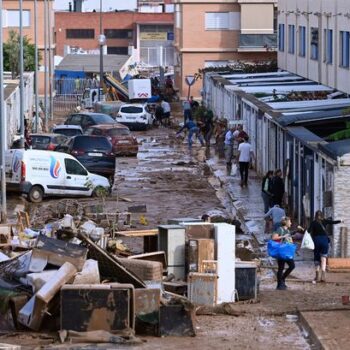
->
261, 170, 273, 213
272, 217, 295, 290
308, 211, 341, 282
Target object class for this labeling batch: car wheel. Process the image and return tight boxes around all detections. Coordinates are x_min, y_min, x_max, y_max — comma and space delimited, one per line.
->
28, 185, 44, 203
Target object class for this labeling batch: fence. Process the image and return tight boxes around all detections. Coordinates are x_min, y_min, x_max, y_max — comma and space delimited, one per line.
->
53, 94, 82, 113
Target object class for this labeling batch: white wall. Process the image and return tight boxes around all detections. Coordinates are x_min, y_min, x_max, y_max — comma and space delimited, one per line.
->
278, 0, 350, 94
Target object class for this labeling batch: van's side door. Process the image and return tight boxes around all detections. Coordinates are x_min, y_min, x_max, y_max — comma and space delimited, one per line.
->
64, 158, 91, 196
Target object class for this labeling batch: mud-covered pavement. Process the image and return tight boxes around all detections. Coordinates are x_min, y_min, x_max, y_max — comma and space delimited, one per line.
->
2, 125, 350, 349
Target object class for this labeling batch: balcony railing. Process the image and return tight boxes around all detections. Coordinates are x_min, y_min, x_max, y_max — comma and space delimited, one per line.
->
239, 33, 277, 50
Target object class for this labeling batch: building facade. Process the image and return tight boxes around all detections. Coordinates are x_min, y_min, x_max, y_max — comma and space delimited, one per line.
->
174, 0, 278, 98
3, 0, 55, 95
278, 0, 350, 95
55, 11, 174, 67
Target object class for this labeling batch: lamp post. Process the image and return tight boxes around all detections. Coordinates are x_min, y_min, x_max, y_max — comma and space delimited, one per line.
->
19, 0, 25, 148
98, 0, 106, 101
0, 0, 7, 222
34, 0, 38, 132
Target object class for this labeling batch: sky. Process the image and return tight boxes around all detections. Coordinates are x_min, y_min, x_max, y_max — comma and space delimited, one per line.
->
54, 0, 137, 11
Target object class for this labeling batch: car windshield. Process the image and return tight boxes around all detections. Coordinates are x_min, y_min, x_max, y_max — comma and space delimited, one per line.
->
32, 136, 50, 145
120, 106, 143, 114
54, 129, 82, 137
91, 114, 116, 124
108, 128, 130, 136
73, 136, 111, 151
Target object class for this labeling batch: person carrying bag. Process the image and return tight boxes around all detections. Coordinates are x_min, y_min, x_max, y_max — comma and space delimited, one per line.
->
267, 217, 296, 290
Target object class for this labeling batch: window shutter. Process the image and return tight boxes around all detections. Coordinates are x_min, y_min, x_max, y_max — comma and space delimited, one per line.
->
205, 12, 229, 30
229, 12, 240, 30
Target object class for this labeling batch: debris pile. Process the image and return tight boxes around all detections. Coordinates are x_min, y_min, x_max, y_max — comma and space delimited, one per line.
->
0, 209, 258, 345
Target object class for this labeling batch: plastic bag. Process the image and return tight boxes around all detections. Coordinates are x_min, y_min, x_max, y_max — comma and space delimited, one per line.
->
231, 163, 237, 176
301, 230, 315, 250
267, 240, 297, 260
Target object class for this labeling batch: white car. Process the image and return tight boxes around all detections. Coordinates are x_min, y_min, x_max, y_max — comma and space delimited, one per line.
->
116, 103, 154, 130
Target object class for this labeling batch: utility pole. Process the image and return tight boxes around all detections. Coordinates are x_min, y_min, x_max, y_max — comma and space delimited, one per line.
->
44, 0, 48, 130
48, 0, 53, 120
34, 0, 39, 132
0, 0, 7, 222
19, 0, 25, 148
98, 0, 105, 101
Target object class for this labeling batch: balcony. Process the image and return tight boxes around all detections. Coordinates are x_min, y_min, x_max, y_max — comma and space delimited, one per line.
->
238, 33, 277, 52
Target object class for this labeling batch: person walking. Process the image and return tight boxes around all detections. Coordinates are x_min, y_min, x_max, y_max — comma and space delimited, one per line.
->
224, 126, 236, 176
262, 171, 274, 213
237, 136, 254, 186
264, 204, 286, 232
271, 169, 284, 206
272, 216, 295, 290
161, 99, 171, 126
308, 210, 342, 283
183, 100, 192, 124
176, 119, 204, 149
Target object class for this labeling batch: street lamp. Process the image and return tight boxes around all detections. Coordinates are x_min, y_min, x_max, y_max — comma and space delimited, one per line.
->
98, 0, 106, 101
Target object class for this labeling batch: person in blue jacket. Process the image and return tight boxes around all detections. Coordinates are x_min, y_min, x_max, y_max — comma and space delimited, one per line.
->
176, 120, 204, 149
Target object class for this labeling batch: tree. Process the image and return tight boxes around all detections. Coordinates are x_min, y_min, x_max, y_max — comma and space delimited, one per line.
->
3, 30, 40, 79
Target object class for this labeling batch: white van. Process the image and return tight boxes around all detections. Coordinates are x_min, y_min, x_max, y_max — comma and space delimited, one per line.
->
5, 149, 111, 203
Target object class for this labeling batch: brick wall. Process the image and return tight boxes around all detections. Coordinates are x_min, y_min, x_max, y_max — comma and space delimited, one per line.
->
55, 11, 174, 56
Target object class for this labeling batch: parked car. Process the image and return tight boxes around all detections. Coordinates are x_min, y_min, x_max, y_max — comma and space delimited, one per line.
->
55, 135, 116, 178
5, 149, 110, 203
115, 103, 154, 130
30, 133, 68, 150
52, 125, 83, 137
86, 124, 138, 156
64, 112, 117, 132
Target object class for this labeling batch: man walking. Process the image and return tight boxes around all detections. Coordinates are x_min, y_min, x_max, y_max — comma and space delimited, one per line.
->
237, 136, 254, 186
224, 126, 236, 176
161, 99, 171, 126
271, 169, 284, 206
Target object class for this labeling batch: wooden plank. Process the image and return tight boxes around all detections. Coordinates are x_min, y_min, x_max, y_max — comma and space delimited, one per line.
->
116, 229, 158, 237
328, 258, 350, 269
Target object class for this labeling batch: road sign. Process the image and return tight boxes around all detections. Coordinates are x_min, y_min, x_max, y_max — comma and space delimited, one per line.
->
185, 75, 196, 86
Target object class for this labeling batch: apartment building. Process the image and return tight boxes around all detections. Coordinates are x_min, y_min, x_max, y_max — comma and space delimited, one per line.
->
278, 0, 350, 95
3, 0, 55, 95
174, 0, 277, 98
55, 11, 174, 67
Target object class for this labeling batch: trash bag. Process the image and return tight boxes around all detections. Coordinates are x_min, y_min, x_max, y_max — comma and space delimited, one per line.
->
301, 230, 315, 250
267, 240, 297, 260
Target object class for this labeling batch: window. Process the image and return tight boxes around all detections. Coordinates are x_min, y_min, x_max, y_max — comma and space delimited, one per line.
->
324, 29, 333, 64
66, 29, 95, 39
104, 29, 133, 39
65, 159, 88, 176
205, 12, 240, 30
69, 115, 82, 125
340, 31, 350, 68
310, 27, 319, 60
288, 25, 295, 54
299, 26, 306, 57
107, 47, 129, 55
278, 24, 285, 52
6, 10, 31, 27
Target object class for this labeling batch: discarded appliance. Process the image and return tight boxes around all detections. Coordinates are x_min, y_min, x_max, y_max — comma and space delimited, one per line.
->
235, 261, 258, 301
214, 223, 236, 303
60, 284, 133, 332
188, 273, 218, 306
158, 225, 186, 280
188, 239, 215, 272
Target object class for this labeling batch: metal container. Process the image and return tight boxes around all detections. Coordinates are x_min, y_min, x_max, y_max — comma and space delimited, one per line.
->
235, 261, 257, 301
188, 272, 218, 306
